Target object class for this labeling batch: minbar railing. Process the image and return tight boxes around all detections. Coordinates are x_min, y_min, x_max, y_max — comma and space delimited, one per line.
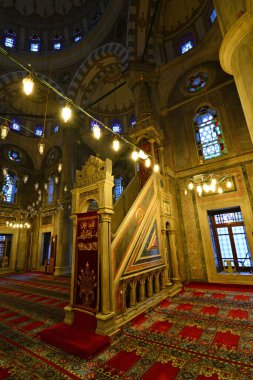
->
116, 266, 167, 325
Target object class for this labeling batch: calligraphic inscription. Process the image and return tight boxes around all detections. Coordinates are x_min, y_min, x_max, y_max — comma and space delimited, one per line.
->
74, 211, 99, 313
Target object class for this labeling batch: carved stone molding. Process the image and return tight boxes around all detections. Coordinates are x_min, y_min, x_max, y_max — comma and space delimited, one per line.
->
75, 156, 107, 187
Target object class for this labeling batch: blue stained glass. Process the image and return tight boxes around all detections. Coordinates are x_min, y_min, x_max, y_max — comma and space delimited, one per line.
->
8, 150, 21, 162
210, 9, 217, 24
194, 106, 226, 160
11, 119, 21, 132
30, 35, 40, 52
111, 119, 122, 133
4, 30, 16, 48
34, 126, 43, 137
130, 114, 136, 128
181, 40, 193, 54
73, 28, 82, 43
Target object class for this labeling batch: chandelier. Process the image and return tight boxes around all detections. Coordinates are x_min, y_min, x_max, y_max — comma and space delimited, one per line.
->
184, 173, 234, 196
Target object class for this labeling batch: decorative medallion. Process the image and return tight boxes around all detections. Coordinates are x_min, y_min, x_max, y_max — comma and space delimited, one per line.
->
135, 207, 144, 223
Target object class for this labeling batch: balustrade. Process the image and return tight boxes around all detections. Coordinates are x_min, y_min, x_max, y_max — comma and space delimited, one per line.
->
120, 267, 166, 313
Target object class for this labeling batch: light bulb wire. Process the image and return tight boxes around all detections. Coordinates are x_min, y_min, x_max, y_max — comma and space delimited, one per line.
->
0, 46, 153, 160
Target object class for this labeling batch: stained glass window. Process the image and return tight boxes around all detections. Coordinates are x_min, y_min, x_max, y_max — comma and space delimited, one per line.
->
54, 125, 59, 133
114, 177, 123, 201
194, 106, 226, 161
2, 173, 17, 203
47, 177, 54, 204
73, 28, 82, 43
30, 35, 40, 52
8, 149, 21, 162
186, 72, 208, 92
53, 34, 63, 50
34, 125, 43, 137
11, 119, 21, 132
4, 30, 16, 48
111, 119, 122, 134
130, 114, 136, 128
210, 9, 217, 24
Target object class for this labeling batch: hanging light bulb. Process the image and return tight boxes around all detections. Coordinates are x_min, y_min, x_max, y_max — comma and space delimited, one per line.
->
61, 104, 71, 122
38, 194, 42, 201
217, 187, 223, 194
112, 138, 120, 151
138, 150, 148, 160
145, 158, 151, 168
132, 149, 139, 161
211, 178, 217, 185
38, 141, 45, 155
188, 182, 194, 190
203, 183, 210, 193
2, 168, 7, 176
93, 124, 101, 140
22, 75, 34, 95
38, 189, 42, 195
154, 164, 160, 173
57, 162, 63, 173
34, 182, 39, 190
44, 183, 48, 190
184, 189, 188, 195
64, 185, 68, 192
226, 179, 232, 189
23, 174, 28, 184
196, 185, 203, 196
54, 176, 59, 184
0, 123, 10, 139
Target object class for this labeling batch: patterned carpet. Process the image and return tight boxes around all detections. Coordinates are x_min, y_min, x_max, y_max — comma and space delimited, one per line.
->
0, 273, 253, 379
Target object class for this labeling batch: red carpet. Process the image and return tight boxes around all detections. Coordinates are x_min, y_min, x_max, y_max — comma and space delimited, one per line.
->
39, 311, 110, 359
142, 362, 180, 380
0, 368, 10, 380
0, 274, 253, 379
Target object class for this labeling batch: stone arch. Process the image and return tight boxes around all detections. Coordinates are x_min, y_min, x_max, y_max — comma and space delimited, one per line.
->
79, 196, 100, 213
67, 42, 129, 100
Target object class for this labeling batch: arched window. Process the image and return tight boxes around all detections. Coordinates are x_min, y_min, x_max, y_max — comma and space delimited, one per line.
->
34, 125, 43, 137
114, 176, 123, 201
30, 35, 40, 52
53, 125, 59, 133
179, 33, 195, 55
194, 106, 226, 161
4, 29, 16, 48
53, 34, 63, 50
73, 28, 82, 43
130, 114, 136, 128
111, 119, 122, 134
47, 177, 54, 204
11, 118, 21, 132
2, 172, 17, 203
210, 8, 217, 24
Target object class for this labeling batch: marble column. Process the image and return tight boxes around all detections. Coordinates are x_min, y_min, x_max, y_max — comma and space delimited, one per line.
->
130, 280, 137, 307
168, 229, 182, 285
139, 278, 146, 302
